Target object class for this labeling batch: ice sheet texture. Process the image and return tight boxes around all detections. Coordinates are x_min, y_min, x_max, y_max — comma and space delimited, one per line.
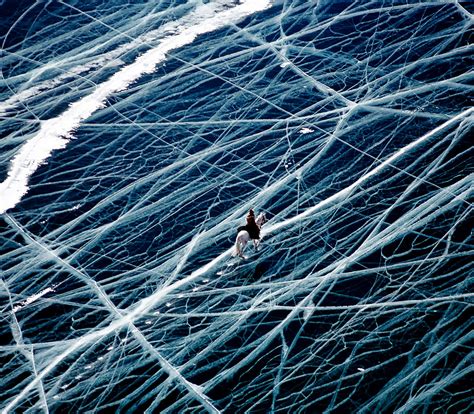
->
0, 0, 473, 412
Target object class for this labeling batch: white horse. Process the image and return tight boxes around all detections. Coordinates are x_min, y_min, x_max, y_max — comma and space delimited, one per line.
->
233, 212, 266, 258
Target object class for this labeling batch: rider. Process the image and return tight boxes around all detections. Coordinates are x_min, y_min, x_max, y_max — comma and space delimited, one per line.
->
243, 208, 260, 240
234, 208, 263, 257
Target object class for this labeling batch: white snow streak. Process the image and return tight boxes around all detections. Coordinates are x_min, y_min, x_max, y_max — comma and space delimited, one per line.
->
0, 0, 271, 215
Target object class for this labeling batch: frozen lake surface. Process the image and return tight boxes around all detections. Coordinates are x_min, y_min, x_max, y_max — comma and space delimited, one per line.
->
0, 0, 473, 412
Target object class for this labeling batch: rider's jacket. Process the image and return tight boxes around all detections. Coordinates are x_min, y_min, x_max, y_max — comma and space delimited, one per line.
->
245, 214, 260, 239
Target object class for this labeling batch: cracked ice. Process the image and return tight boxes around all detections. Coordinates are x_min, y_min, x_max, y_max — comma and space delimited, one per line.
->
0, 0, 473, 413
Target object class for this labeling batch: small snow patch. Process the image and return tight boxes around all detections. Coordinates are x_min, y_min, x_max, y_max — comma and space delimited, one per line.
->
12, 286, 56, 313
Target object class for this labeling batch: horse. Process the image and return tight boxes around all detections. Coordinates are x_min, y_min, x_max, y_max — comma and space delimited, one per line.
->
233, 212, 267, 258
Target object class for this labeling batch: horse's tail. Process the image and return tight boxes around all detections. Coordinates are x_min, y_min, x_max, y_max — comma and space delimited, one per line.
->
232, 237, 241, 257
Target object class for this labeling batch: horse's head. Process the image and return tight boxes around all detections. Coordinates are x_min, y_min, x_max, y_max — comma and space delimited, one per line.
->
256, 212, 267, 227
